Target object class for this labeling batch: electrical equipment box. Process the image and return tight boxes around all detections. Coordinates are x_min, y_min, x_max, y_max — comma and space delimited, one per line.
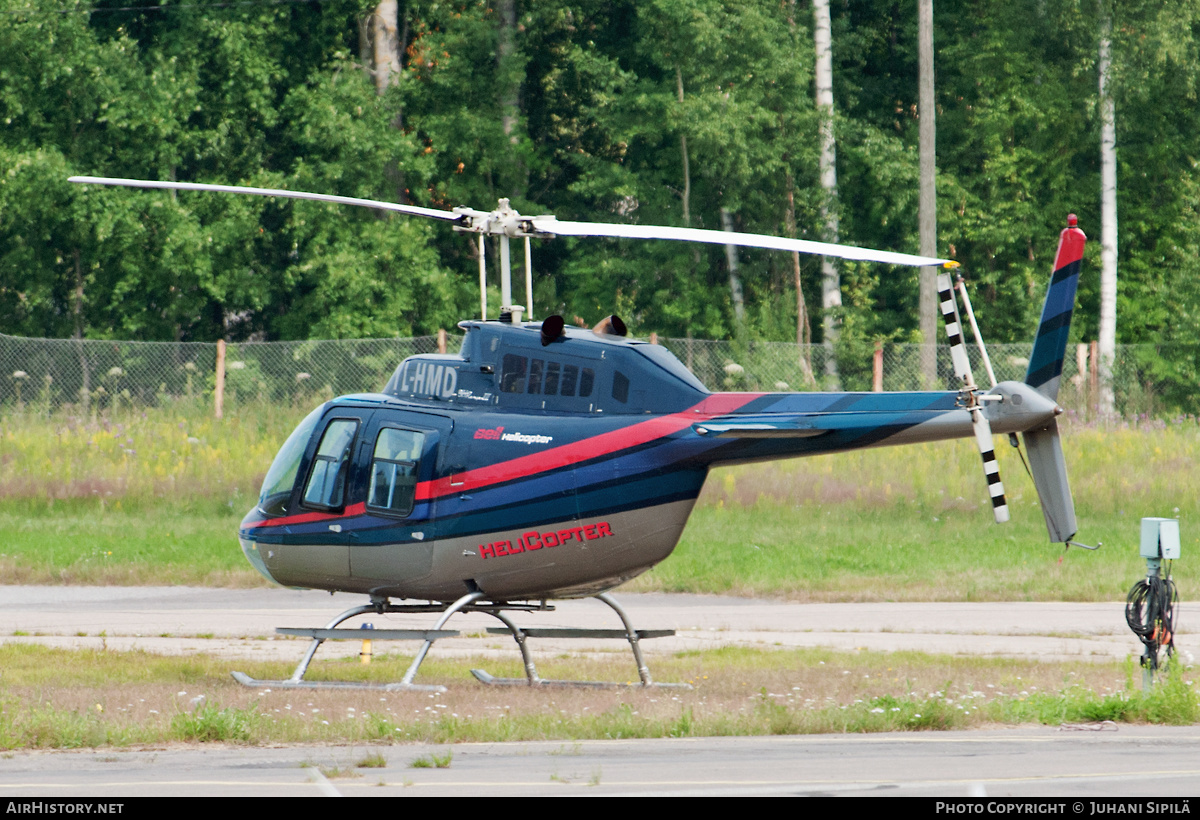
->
1140, 517, 1181, 560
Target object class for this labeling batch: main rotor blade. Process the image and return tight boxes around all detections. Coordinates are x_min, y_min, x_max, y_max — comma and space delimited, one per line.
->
937, 270, 974, 386
532, 218, 951, 268
68, 176, 462, 223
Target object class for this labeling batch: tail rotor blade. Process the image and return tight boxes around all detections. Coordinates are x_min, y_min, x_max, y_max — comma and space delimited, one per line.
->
973, 409, 1010, 524
938, 267, 1009, 524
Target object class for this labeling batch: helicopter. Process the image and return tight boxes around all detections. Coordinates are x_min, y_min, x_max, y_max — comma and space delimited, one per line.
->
69, 175, 1088, 691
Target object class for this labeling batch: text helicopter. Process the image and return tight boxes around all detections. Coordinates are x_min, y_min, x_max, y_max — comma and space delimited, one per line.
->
71, 175, 1089, 691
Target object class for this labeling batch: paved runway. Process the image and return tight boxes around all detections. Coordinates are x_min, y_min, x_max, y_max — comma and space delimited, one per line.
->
0, 586, 1194, 797
2, 729, 1199, 797
0, 586, 1170, 663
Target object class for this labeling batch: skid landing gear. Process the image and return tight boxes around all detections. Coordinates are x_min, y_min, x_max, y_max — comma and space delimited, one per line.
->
231, 592, 686, 691
470, 593, 687, 689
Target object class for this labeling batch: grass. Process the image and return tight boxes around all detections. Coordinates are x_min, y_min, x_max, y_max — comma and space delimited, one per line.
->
0, 402, 1197, 598
0, 643, 1193, 751
409, 751, 453, 768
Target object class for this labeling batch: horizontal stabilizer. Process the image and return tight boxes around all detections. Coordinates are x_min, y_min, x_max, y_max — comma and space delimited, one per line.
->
1022, 420, 1077, 543
693, 418, 827, 438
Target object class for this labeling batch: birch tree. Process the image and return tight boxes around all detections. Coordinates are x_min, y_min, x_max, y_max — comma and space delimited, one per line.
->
1098, 0, 1118, 417
813, 0, 841, 383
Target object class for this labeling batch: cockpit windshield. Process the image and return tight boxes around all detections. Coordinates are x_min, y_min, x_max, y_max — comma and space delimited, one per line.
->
257, 404, 324, 517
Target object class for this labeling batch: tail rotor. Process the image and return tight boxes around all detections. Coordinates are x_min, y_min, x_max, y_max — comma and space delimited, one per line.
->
937, 265, 1010, 524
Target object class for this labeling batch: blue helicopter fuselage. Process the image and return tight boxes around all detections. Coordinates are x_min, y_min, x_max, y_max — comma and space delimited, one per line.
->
238, 320, 1060, 602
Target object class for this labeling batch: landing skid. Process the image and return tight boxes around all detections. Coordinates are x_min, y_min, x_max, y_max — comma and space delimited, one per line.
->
230, 592, 685, 690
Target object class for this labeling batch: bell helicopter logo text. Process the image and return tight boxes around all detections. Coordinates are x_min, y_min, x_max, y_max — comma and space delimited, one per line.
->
474, 426, 553, 445
479, 522, 614, 559
399, 362, 458, 399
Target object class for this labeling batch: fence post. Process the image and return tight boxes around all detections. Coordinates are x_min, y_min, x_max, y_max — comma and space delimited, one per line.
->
873, 340, 883, 392
437, 328, 447, 355
649, 332, 658, 345
214, 339, 226, 420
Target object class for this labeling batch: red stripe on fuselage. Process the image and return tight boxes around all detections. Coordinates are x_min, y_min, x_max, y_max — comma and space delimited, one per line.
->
242, 501, 365, 530
416, 392, 762, 500
242, 393, 762, 531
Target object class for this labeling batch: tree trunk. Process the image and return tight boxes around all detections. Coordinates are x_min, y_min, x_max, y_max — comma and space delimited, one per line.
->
497, 0, 524, 198
372, 0, 400, 95
786, 1, 814, 385
786, 170, 815, 384
370, 0, 407, 202
918, 0, 939, 388
813, 0, 841, 385
677, 67, 692, 228
1098, 2, 1118, 418
720, 208, 746, 332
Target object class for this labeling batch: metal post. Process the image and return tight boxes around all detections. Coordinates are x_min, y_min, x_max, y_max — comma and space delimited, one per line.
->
214, 339, 226, 420
500, 234, 512, 309
1143, 555, 1162, 692
524, 235, 533, 319
478, 236, 487, 320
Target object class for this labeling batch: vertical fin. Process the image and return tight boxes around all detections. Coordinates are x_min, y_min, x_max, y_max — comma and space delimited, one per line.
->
1022, 214, 1085, 544
1023, 420, 1077, 542
1025, 215, 1087, 399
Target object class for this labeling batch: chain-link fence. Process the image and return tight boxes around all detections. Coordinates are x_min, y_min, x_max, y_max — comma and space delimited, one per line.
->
0, 331, 1192, 419
664, 338, 1197, 421
0, 333, 456, 415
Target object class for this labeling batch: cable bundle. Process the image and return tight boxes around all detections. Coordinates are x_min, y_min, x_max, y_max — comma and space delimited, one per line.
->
1126, 566, 1179, 668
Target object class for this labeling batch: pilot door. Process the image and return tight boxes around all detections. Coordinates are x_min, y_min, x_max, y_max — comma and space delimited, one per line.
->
262, 407, 372, 589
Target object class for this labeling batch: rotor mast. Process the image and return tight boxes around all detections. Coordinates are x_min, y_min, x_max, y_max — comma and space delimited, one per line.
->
454, 198, 544, 321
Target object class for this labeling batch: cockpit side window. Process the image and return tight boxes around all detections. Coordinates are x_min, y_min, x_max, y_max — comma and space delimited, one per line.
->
500, 354, 527, 393
367, 428, 426, 516
302, 419, 359, 510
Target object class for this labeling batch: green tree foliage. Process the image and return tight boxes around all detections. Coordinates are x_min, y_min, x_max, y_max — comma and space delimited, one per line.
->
0, 0, 1197, 406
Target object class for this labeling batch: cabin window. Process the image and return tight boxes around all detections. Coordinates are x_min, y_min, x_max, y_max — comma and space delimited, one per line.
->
302, 419, 359, 509
561, 364, 579, 397
501, 354, 596, 401
543, 361, 561, 395
612, 371, 630, 403
367, 428, 426, 516
500, 354, 527, 393
528, 359, 544, 394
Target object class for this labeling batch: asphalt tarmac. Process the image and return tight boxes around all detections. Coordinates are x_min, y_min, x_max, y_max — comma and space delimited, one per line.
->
0, 586, 1195, 797
0, 586, 1170, 663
